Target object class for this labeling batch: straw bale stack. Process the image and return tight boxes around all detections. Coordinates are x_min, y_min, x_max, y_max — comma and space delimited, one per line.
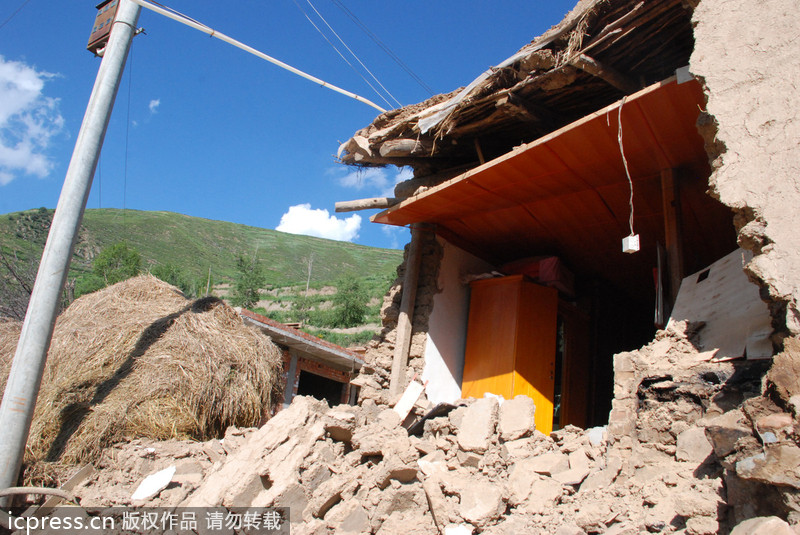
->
0, 275, 283, 483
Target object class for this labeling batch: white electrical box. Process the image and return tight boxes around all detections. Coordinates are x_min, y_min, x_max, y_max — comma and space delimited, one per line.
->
622, 234, 640, 254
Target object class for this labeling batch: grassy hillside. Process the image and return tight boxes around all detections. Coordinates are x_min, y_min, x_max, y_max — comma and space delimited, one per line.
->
0, 208, 402, 284
0, 209, 404, 342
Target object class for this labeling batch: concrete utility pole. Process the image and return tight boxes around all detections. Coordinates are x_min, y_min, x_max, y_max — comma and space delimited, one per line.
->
0, 0, 141, 502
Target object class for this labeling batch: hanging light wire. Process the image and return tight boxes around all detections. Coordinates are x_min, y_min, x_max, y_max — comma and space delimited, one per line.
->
293, 0, 402, 109
329, 0, 434, 97
617, 96, 635, 237
129, 0, 387, 113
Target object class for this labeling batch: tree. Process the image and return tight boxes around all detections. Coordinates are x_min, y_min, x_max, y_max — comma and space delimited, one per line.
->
231, 253, 265, 309
192, 269, 215, 298
92, 242, 142, 285
331, 276, 367, 328
151, 262, 193, 296
292, 293, 312, 324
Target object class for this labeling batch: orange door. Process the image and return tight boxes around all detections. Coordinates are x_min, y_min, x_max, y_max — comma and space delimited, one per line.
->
461, 277, 520, 399
512, 280, 558, 434
461, 275, 558, 434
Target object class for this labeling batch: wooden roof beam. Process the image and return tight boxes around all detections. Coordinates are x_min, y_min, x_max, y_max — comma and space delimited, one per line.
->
335, 197, 398, 213
496, 93, 562, 129
569, 53, 640, 94
378, 138, 434, 158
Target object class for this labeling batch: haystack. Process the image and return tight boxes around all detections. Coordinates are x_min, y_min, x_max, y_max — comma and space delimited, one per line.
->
0, 275, 283, 484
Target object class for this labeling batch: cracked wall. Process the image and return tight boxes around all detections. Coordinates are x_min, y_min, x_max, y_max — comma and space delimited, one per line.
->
690, 0, 800, 338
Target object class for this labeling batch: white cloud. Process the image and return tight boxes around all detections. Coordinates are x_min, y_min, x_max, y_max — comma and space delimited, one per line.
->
337, 167, 389, 191
335, 166, 413, 198
276, 203, 361, 242
381, 224, 410, 250
0, 56, 64, 186
148, 99, 160, 114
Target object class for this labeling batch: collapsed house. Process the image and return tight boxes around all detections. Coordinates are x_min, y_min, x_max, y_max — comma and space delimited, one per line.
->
331, 0, 800, 527
337, 0, 795, 429
4, 0, 800, 533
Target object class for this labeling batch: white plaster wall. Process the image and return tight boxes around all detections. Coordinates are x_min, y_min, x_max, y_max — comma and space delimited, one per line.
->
691, 0, 800, 334
422, 237, 493, 404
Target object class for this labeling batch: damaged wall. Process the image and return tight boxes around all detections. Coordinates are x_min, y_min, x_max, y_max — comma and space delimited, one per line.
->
598, 0, 800, 523
355, 230, 442, 407
608, 318, 800, 527
422, 238, 493, 405
690, 0, 800, 337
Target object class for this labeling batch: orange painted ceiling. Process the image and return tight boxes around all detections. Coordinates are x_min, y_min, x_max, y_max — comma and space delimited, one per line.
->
373, 77, 735, 302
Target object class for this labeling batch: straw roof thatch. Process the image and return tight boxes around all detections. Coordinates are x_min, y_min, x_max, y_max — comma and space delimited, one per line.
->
338, 0, 696, 192
0, 275, 283, 484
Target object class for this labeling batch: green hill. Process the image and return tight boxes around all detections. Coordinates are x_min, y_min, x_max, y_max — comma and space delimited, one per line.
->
0, 208, 404, 342
1, 207, 402, 283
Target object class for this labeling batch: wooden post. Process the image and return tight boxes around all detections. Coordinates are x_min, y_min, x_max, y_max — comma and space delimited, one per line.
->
389, 224, 424, 400
661, 168, 684, 306
283, 350, 299, 408
473, 138, 486, 165
335, 197, 398, 213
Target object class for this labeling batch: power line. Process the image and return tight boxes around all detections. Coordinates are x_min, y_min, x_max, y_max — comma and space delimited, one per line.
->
97, 153, 102, 208
329, 0, 434, 97
290, 0, 391, 109
294, 0, 402, 109
129, 0, 387, 112
0, 0, 33, 32
123, 38, 134, 231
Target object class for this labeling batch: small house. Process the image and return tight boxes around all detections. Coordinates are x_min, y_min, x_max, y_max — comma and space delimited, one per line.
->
240, 310, 364, 409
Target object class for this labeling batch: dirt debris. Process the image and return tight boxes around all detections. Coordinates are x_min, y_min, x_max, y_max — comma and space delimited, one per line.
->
8, 230, 799, 535
56, 323, 800, 535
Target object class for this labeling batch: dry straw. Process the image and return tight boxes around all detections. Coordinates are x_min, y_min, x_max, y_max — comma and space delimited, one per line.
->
0, 275, 283, 485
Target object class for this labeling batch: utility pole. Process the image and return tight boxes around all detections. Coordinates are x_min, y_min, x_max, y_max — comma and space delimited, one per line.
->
0, 0, 141, 503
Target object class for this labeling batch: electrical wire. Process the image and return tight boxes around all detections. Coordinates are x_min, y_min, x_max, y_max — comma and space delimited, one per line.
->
617, 96, 635, 237
129, 0, 386, 112
293, 0, 401, 109
123, 39, 134, 231
305, 0, 401, 107
329, 0, 434, 97
97, 153, 102, 208
0, 0, 32, 32
291, 0, 393, 109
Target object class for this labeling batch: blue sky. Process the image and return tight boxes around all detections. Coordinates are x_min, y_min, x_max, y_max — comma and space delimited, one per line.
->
0, 0, 575, 250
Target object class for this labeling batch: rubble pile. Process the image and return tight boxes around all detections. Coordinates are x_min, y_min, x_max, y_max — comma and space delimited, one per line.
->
609, 322, 800, 531
63, 322, 800, 534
